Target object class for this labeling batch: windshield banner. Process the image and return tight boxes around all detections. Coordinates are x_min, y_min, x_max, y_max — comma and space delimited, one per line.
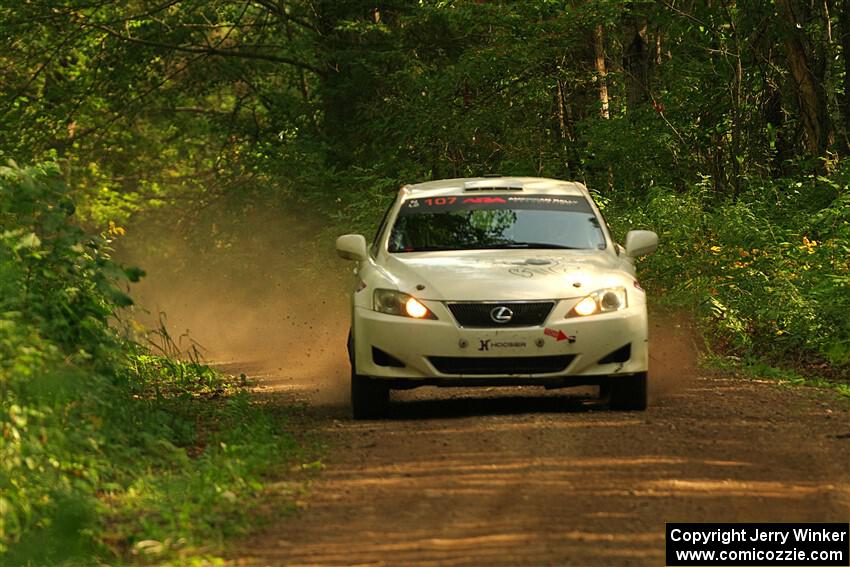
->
399, 194, 592, 215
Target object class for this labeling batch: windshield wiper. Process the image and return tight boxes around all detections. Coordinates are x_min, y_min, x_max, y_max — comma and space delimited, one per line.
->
390, 245, 459, 252
392, 242, 582, 252
474, 242, 581, 250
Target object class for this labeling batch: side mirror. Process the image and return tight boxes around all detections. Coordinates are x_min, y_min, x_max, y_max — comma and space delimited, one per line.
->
336, 234, 368, 261
624, 230, 658, 257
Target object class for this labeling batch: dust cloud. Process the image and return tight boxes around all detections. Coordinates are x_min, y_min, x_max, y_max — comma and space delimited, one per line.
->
648, 310, 702, 401
115, 195, 353, 405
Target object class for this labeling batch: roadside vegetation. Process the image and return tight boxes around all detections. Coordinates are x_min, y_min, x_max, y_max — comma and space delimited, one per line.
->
1, 0, 849, 564
607, 179, 849, 380
0, 163, 306, 564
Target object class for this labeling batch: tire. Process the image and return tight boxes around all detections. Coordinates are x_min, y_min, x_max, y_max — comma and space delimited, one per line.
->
351, 372, 389, 419
608, 372, 648, 411
348, 330, 389, 419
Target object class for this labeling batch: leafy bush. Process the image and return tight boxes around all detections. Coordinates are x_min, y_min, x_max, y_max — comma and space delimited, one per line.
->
0, 163, 303, 564
607, 173, 850, 371
1, 161, 119, 558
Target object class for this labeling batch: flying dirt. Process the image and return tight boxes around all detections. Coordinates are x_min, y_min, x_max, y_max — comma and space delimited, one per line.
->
117, 196, 352, 404
118, 199, 850, 567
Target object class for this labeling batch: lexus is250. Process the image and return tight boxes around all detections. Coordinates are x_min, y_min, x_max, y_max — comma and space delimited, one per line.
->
336, 176, 658, 419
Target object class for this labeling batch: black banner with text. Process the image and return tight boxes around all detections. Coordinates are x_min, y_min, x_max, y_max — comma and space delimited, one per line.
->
666, 523, 849, 566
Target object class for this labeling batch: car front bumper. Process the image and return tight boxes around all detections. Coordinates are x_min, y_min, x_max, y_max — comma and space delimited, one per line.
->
351, 299, 648, 384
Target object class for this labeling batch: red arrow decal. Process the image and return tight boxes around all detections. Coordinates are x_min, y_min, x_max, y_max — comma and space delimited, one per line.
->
544, 328, 566, 341
544, 328, 576, 343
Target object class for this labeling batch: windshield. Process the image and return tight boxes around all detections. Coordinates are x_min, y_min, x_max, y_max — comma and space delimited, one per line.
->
388, 194, 606, 252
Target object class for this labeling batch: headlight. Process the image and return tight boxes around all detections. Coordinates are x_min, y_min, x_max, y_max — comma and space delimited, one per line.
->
567, 287, 627, 317
373, 289, 437, 319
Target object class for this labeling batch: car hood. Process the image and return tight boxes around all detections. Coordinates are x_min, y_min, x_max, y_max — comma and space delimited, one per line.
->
382, 250, 629, 301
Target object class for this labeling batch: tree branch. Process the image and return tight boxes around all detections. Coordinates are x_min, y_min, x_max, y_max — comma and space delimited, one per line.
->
251, 0, 320, 34
89, 0, 185, 26
93, 23, 324, 75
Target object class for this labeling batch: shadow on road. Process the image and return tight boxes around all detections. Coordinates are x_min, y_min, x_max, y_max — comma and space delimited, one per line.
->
304, 387, 609, 421
386, 391, 605, 420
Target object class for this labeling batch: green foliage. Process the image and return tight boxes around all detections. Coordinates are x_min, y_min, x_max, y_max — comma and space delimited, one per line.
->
0, 161, 127, 360
607, 174, 850, 370
0, 165, 306, 564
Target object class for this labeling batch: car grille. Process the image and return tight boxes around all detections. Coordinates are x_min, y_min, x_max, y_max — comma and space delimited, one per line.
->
428, 355, 574, 375
447, 301, 555, 328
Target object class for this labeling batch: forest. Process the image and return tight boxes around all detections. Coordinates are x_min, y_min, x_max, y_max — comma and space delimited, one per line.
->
1, 1, 849, 564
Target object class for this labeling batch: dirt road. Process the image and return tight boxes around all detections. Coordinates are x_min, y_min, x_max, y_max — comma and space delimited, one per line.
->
227, 346, 850, 566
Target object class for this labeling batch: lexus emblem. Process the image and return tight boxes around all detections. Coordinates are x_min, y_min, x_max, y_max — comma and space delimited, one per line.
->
490, 306, 514, 324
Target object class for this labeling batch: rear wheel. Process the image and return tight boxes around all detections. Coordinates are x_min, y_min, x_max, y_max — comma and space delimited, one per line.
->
608, 372, 647, 411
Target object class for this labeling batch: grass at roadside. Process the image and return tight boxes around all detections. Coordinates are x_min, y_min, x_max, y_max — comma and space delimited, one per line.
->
701, 352, 850, 400
2, 354, 320, 566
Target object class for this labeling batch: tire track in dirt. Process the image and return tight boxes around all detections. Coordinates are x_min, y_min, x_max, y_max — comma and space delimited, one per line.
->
227, 368, 850, 566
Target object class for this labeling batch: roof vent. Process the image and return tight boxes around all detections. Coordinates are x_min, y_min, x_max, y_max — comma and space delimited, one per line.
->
463, 186, 524, 192
463, 179, 524, 192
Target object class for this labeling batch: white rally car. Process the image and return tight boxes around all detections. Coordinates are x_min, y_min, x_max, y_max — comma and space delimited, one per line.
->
336, 177, 658, 418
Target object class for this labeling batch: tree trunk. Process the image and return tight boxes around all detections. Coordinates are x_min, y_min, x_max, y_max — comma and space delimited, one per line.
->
593, 24, 614, 190
838, 0, 850, 153
594, 24, 610, 119
721, 0, 744, 197
312, 1, 378, 166
556, 79, 569, 141
776, 0, 832, 157
555, 79, 575, 177
623, 13, 650, 112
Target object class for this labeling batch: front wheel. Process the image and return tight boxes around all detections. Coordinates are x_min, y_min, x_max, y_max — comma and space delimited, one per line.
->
348, 329, 389, 419
351, 372, 389, 419
607, 372, 647, 411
